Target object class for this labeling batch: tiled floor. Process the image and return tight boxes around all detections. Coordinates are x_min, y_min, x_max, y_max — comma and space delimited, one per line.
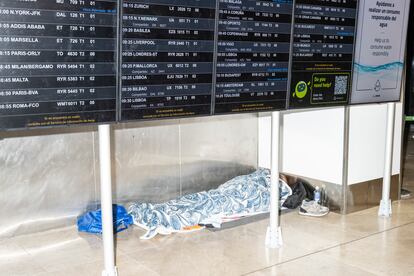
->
1, 198, 414, 276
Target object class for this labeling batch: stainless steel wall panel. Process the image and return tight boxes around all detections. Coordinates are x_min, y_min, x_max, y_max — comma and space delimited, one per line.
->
0, 115, 259, 239
0, 131, 96, 238
180, 115, 258, 194
111, 122, 181, 203
346, 175, 400, 213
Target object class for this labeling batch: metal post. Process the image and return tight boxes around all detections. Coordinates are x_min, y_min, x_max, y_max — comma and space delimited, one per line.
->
266, 111, 283, 248
378, 103, 395, 217
341, 106, 350, 214
98, 125, 118, 276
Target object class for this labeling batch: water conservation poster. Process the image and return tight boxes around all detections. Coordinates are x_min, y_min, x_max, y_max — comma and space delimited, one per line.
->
351, 0, 410, 104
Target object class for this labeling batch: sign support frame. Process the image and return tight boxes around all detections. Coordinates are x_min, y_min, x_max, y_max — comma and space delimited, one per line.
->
378, 103, 395, 217
98, 124, 118, 276
341, 106, 350, 214
266, 111, 283, 248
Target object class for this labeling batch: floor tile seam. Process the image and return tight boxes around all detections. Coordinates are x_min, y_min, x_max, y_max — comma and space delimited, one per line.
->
20, 245, 33, 259
117, 246, 134, 255
0, 243, 37, 264
321, 257, 396, 276
23, 244, 104, 258
7, 240, 33, 257
40, 260, 101, 274
335, 263, 381, 276
34, 252, 131, 275
239, 242, 350, 276
12, 227, 78, 241
251, 257, 378, 276
241, 248, 376, 276
121, 253, 161, 275
242, 220, 414, 276
16, 237, 103, 256
115, 240, 160, 255
313, 248, 393, 276
27, 247, 107, 273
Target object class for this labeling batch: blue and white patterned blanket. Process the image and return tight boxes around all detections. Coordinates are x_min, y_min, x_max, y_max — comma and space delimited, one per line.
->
128, 169, 291, 239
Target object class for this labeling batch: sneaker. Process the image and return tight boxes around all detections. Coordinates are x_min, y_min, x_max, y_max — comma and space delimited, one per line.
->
299, 200, 329, 217
401, 188, 412, 199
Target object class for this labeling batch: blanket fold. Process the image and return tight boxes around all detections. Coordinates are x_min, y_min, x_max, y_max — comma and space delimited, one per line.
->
128, 169, 291, 239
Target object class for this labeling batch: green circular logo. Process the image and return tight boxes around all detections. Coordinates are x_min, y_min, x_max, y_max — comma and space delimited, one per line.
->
294, 81, 308, 99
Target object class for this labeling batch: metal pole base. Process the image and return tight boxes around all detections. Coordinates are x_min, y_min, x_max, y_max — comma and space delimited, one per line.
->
265, 226, 283, 249
378, 199, 392, 217
102, 267, 118, 276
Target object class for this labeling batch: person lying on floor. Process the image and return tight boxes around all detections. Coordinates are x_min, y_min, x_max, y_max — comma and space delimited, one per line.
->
128, 169, 292, 239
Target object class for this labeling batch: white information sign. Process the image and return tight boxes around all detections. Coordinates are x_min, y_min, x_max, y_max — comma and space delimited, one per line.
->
351, 0, 411, 104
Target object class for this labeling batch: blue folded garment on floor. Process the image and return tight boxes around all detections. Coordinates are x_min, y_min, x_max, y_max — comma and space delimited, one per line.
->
77, 204, 133, 234
129, 168, 291, 239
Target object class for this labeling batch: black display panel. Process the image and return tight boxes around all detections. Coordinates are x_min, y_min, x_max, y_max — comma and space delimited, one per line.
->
214, 0, 293, 114
0, 0, 118, 130
120, 0, 216, 121
288, 0, 358, 109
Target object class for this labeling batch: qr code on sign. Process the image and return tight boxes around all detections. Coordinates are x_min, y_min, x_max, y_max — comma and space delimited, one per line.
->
334, 75, 348, 95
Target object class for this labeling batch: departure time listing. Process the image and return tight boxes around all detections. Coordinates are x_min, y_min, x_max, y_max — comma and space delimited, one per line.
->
0, 0, 118, 129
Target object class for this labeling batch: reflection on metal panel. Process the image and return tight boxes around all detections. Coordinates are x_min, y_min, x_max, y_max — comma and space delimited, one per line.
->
0, 115, 259, 238
180, 161, 256, 195
112, 122, 181, 203
284, 174, 343, 212
0, 132, 96, 237
180, 115, 258, 194
346, 175, 400, 213
286, 173, 400, 214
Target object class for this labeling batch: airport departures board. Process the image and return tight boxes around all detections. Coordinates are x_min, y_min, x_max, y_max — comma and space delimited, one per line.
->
0, 0, 118, 130
288, 0, 358, 108
120, 0, 216, 120
214, 0, 293, 114
0, 0, 363, 130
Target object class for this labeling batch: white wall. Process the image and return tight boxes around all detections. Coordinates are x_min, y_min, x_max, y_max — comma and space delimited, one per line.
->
347, 103, 402, 184
258, 103, 403, 186
282, 108, 346, 184
258, 113, 272, 169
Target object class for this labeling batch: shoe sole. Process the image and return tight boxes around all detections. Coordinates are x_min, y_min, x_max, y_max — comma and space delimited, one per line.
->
298, 211, 329, 217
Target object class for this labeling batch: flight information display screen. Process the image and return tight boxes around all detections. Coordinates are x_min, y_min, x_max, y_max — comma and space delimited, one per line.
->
288, 0, 358, 109
120, 0, 216, 121
0, 0, 118, 130
0, 0, 378, 130
214, 0, 293, 114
